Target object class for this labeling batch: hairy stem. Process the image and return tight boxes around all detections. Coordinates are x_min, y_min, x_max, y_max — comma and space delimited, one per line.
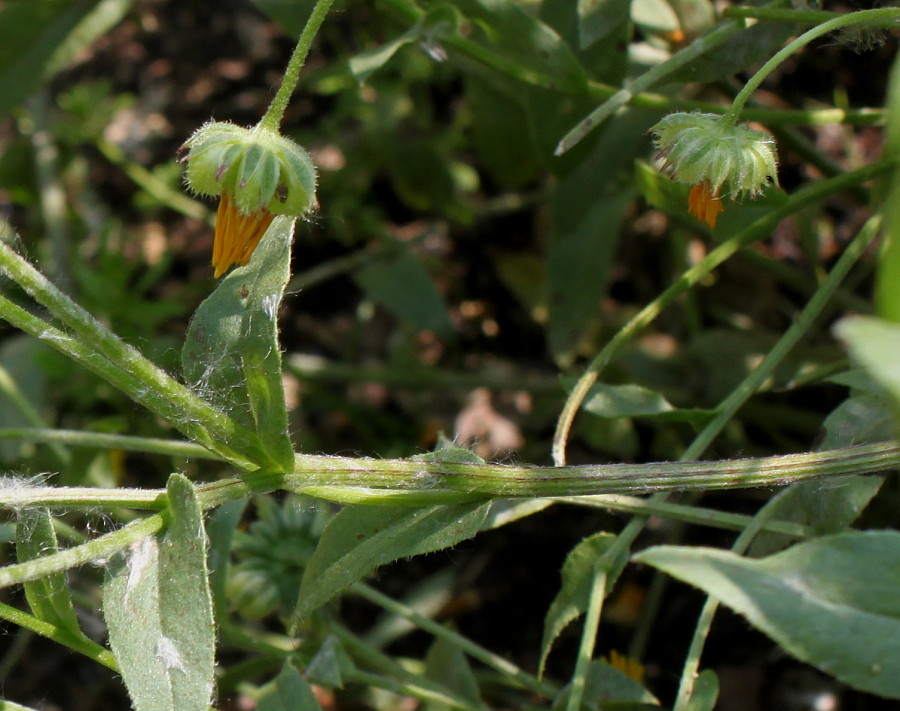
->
726, 8, 900, 122
0, 241, 261, 468
258, 0, 337, 131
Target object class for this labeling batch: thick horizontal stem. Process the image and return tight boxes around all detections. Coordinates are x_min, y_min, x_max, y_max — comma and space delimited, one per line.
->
0, 443, 892, 592
2, 442, 896, 512
283, 442, 898, 499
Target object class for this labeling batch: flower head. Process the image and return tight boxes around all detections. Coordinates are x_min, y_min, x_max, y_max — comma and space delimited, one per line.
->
651, 112, 778, 228
180, 121, 318, 277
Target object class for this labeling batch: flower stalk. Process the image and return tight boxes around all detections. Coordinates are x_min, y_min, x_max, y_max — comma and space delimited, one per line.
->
725, 8, 900, 124
258, 0, 338, 132
180, 0, 333, 277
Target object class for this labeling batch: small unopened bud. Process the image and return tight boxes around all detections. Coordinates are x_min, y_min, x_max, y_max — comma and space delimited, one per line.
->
650, 112, 779, 228
180, 121, 318, 277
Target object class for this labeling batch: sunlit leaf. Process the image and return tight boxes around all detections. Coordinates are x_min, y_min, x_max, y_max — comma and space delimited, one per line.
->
103, 474, 215, 711
182, 217, 296, 471
636, 532, 900, 698
292, 502, 490, 629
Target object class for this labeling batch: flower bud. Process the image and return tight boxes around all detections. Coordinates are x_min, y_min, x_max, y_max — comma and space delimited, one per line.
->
179, 121, 318, 277
651, 112, 779, 201
181, 121, 317, 216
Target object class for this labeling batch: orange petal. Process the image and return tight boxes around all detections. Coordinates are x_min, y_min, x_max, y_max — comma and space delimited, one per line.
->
688, 181, 724, 229
212, 192, 276, 278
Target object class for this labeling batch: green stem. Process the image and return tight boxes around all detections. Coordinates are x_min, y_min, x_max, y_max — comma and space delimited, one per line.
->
0, 241, 260, 468
0, 368, 70, 466
0, 428, 218, 459
0, 601, 118, 671
258, 0, 337, 131
551, 158, 894, 466
2, 440, 899, 515
565, 567, 607, 711
555, 20, 744, 155
353, 583, 556, 698
286, 440, 899, 500
672, 505, 778, 710
726, 8, 900, 123
0, 514, 165, 590
723, 6, 844, 23
687, 212, 881, 456
563, 495, 812, 537
1, 440, 897, 592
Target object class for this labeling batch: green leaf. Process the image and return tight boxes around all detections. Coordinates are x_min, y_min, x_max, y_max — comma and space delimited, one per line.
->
424, 636, 482, 711
631, 0, 680, 35
381, 137, 462, 218
305, 636, 353, 689
182, 217, 296, 471
103, 474, 215, 711
551, 659, 658, 709
16, 508, 83, 636
835, 315, 900, 416
354, 244, 455, 338
821, 375, 896, 449
257, 662, 323, 711
585, 383, 675, 417
539, 533, 629, 676
0, 0, 132, 119
292, 502, 491, 628
349, 28, 420, 84
684, 669, 719, 711
635, 532, 900, 698
349, 7, 459, 84
207, 498, 248, 621
547, 109, 654, 364
665, 20, 797, 85
750, 474, 883, 558
750, 381, 888, 557
667, 0, 716, 37
454, 0, 588, 93
465, 75, 541, 188
581, 382, 717, 427
249, 0, 314, 37
541, 0, 630, 85
0, 699, 42, 711
635, 160, 689, 217
577, 0, 631, 49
